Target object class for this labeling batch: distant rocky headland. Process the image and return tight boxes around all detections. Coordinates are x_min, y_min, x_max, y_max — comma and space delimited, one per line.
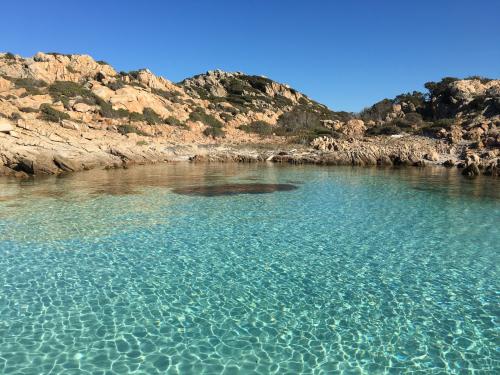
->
0, 52, 498, 177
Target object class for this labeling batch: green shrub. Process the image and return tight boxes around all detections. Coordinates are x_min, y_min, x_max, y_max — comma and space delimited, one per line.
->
10, 112, 21, 121
189, 86, 210, 100
432, 118, 455, 129
19, 107, 39, 113
241, 75, 273, 93
152, 88, 184, 103
117, 124, 148, 136
404, 112, 423, 124
165, 116, 183, 126
226, 94, 248, 107
49, 81, 92, 100
366, 124, 401, 136
273, 95, 293, 108
390, 118, 411, 129
226, 78, 247, 95
394, 91, 426, 108
107, 80, 125, 91
253, 95, 273, 105
239, 120, 273, 136
417, 118, 455, 136
127, 70, 144, 79
188, 107, 225, 137
136, 140, 148, 146
424, 77, 460, 97
276, 108, 322, 134
203, 126, 225, 138
3, 52, 16, 60
143, 107, 162, 125
48, 80, 99, 110
128, 81, 147, 89
66, 66, 77, 74
96, 60, 109, 66
165, 117, 188, 129
464, 76, 493, 84
466, 96, 487, 111
61, 89, 129, 119
12, 78, 47, 95
298, 97, 309, 105
129, 112, 145, 122
273, 108, 342, 143
359, 99, 394, 122
46, 52, 72, 57
189, 107, 223, 128
126, 108, 165, 124
39, 104, 70, 122
98, 102, 130, 119
220, 112, 234, 122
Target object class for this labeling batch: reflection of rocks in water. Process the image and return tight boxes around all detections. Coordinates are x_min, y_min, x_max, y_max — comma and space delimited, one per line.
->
0, 196, 17, 202
90, 185, 141, 196
173, 183, 298, 197
31, 190, 68, 199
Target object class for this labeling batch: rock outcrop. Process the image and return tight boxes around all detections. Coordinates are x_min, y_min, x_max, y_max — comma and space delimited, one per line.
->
309, 135, 452, 166
0, 52, 498, 177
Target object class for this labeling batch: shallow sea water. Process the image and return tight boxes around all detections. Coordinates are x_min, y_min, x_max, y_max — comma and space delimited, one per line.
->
0, 164, 498, 374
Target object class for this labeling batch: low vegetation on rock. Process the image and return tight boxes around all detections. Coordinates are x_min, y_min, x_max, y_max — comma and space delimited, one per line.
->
3, 52, 16, 60
39, 104, 70, 122
239, 121, 274, 136
117, 124, 148, 136
11, 77, 47, 96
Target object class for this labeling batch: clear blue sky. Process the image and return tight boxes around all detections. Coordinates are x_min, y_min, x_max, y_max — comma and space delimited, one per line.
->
2, 0, 499, 112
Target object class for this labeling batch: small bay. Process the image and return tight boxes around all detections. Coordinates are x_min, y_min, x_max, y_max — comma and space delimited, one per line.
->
0, 164, 498, 374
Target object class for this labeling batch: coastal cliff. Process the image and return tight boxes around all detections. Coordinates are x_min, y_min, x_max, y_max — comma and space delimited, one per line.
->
0, 52, 498, 177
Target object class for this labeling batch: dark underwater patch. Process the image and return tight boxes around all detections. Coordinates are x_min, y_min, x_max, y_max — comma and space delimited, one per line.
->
172, 183, 298, 197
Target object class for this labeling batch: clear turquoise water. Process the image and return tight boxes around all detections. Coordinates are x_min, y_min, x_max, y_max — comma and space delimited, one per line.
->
0, 164, 498, 374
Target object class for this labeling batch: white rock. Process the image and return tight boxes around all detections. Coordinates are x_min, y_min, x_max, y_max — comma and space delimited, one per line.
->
61, 120, 80, 131
73, 102, 93, 113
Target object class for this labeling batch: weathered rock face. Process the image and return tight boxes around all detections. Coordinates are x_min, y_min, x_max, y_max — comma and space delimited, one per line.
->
180, 70, 307, 107
310, 135, 450, 166
430, 79, 500, 119
0, 77, 12, 92
99, 85, 174, 117
321, 119, 366, 138
136, 69, 181, 93
0, 52, 117, 83
181, 70, 230, 97
343, 119, 366, 138
0, 118, 14, 133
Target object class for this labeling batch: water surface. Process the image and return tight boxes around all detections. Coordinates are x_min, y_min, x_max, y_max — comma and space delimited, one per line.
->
0, 164, 498, 374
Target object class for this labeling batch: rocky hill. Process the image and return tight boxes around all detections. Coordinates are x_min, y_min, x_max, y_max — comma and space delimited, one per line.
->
0, 52, 498, 177
360, 77, 499, 146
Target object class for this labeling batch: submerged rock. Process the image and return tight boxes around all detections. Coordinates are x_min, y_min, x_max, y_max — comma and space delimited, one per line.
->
172, 183, 297, 196
462, 163, 480, 177
443, 159, 455, 168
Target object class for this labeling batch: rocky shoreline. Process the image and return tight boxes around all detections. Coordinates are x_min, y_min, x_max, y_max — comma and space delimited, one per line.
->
1, 120, 497, 178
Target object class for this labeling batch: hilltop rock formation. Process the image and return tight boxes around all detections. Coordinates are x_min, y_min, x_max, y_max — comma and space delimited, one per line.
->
0, 52, 498, 177
0, 52, 116, 83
